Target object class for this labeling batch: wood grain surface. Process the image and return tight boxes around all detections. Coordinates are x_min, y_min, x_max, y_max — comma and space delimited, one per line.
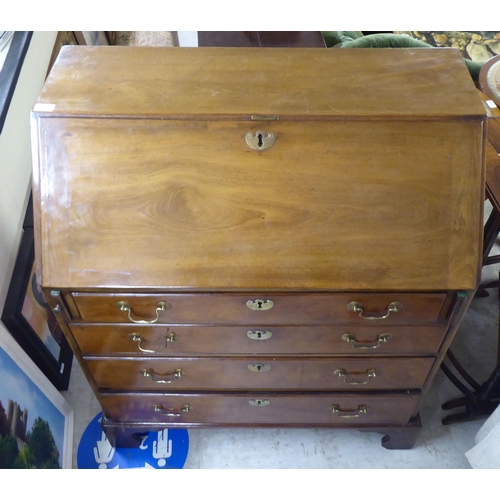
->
34, 117, 484, 290
34, 46, 484, 119
31, 47, 486, 445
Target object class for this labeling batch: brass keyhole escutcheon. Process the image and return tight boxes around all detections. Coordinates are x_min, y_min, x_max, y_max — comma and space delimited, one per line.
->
249, 399, 270, 407
245, 130, 275, 151
248, 363, 271, 373
247, 330, 273, 341
246, 299, 274, 311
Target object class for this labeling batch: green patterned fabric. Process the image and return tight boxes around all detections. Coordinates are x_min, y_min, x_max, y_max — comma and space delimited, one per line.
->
321, 31, 485, 81
394, 31, 500, 63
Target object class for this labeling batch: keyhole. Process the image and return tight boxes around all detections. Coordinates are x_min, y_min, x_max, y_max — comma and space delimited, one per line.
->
248, 363, 271, 372
246, 130, 275, 151
249, 398, 270, 406
246, 299, 274, 311
257, 331, 262, 339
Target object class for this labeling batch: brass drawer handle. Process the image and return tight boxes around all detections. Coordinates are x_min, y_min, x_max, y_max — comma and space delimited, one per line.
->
128, 330, 178, 353
117, 301, 171, 324
342, 332, 392, 349
334, 368, 377, 385
153, 404, 192, 417
142, 368, 185, 384
347, 301, 403, 320
331, 404, 368, 418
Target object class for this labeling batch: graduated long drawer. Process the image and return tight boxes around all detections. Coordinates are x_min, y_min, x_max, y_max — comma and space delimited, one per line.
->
70, 292, 450, 325
100, 392, 421, 426
86, 356, 434, 391
71, 324, 448, 356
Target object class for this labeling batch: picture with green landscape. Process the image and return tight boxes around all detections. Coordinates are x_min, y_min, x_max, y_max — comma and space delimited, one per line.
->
0, 345, 65, 468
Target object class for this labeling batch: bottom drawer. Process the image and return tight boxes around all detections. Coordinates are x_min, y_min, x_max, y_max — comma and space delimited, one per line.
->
100, 392, 420, 426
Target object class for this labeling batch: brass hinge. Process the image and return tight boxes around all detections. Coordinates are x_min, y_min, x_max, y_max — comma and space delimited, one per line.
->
250, 115, 279, 121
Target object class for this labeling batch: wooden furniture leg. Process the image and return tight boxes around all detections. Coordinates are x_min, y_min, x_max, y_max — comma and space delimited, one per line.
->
360, 415, 422, 449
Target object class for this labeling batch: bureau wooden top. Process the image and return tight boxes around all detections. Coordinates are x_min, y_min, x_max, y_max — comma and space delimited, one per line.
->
31, 48, 485, 292
33, 46, 484, 120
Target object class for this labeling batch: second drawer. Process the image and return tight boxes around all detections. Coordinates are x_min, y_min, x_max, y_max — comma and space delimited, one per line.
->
71, 324, 448, 356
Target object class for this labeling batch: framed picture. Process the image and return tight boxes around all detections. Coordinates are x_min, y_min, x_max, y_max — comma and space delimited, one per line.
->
0, 322, 73, 468
0, 31, 32, 134
1, 219, 73, 390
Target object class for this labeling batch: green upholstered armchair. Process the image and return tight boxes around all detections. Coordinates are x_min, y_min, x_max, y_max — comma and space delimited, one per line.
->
321, 31, 499, 81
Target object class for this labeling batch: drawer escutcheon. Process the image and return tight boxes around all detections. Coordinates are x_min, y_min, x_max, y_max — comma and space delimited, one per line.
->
247, 330, 273, 341
248, 363, 271, 373
246, 299, 274, 311
249, 399, 270, 407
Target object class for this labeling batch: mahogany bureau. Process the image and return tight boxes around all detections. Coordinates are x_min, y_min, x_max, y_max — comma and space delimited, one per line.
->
31, 46, 486, 449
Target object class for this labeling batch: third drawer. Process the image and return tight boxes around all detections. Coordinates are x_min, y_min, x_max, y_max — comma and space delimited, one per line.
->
85, 356, 435, 391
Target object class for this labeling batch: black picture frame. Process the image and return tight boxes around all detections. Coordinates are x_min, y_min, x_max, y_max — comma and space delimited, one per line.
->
1, 221, 73, 390
0, 31, 32, 135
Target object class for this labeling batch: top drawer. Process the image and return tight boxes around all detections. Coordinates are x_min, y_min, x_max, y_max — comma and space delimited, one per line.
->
68, 292, 450, 325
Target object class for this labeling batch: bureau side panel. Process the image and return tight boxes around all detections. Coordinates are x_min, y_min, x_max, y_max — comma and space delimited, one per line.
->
35, 118, 484, 291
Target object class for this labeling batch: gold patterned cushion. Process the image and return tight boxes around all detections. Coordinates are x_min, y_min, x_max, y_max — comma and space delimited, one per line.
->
395, 31, 500, 63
